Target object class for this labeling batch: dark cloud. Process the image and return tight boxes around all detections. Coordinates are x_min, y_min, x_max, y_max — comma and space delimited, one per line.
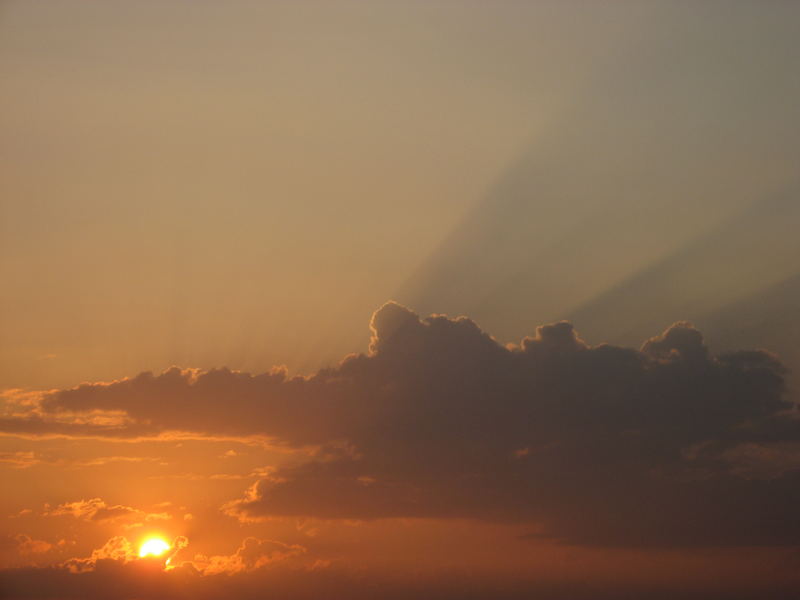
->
2, 557, 799, 600
10, 303, 800, 547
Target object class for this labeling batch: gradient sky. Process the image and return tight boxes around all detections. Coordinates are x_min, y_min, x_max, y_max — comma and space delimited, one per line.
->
2, 2, 800, 599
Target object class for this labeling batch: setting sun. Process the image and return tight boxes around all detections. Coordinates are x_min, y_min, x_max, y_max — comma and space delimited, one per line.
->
139, 538, 170, 558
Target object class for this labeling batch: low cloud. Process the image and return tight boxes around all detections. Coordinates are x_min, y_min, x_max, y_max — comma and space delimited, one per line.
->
58, 534, 302, 578
62, 536, 137, 574
190, 537, 306, 574
2, 558, 799, 600
6, 303, 800, 546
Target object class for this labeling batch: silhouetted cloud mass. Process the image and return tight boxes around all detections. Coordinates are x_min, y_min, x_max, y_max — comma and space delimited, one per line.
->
9, 303, 799, 547
4, 559, 799, 600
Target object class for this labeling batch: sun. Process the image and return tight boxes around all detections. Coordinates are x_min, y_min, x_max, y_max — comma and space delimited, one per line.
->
139, 537, 170, 558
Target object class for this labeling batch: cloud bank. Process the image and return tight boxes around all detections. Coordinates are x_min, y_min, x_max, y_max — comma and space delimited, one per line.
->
5, 303, 799, 547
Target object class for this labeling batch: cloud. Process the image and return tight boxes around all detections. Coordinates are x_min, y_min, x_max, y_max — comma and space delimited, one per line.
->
44, 498, 172, 529
2, 557, 799, 600
0, 451, 42, 469
13, 535, 52, 556
54, 533, 302, 580
46, 499, 137, 522
7, 303, 800, 546
190, 537, 306, 574
0, 415, 158, 442
62, 536, 137, 574
0, 452, 158, 470
73, 456, 163, 468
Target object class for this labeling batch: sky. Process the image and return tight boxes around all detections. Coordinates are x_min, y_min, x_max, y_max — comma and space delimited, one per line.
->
1, 1, 800, 598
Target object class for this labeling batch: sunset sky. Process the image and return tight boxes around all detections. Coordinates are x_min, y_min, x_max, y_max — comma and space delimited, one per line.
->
2, 2, 800, 598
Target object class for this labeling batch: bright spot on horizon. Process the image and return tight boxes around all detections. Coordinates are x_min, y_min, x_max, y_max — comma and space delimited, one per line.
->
139, 537, 170, 558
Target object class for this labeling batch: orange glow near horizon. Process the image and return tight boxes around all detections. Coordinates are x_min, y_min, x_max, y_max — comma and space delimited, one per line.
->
139, 537, 170, 558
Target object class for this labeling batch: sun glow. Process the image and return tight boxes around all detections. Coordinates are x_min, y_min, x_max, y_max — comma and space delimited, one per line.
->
139, 537, 170, 558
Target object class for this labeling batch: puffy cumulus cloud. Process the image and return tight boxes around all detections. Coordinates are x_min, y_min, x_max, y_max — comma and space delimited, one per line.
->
190, 537, 306, 574
62, 536, 137, 574
8, 303, 800, 546
61, 535, 188, 575
51, 534, 302, 581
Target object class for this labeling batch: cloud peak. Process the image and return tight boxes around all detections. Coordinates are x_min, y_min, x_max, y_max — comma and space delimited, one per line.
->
4, 304, 799, 546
